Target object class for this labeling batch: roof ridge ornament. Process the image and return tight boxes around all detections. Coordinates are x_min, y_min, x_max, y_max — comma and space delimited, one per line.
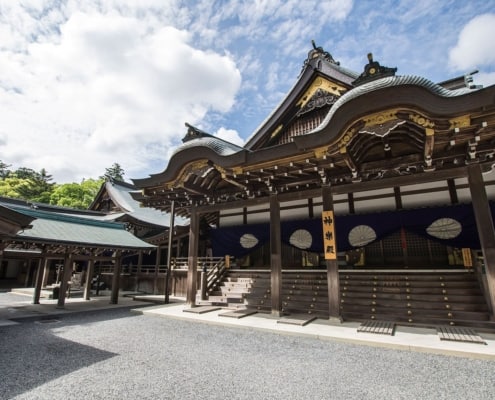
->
182, 122, 213, 143
352, 53, 397, 86
305, 40, 340, 66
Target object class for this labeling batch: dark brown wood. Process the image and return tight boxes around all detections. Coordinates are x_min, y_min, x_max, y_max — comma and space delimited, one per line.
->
41, 258, 51, 287
84, 259, 94, 300
467, 163, 495, 318
57, 251, 73, 308
394, 187, 402, 209
447, 179, 459, 204
32, 257, 45, 304
186, 206, 199, 306
154, 245, 161, 294
270, 194, 282, 316
195, 166, 472, 215
322, 185, 341, 320
110, 251, 122, 304
165, 200, 175, 304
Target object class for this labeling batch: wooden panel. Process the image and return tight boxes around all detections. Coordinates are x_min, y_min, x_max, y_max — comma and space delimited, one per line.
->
354, 197, 396, 213
219, 215, 243, 227
402, 191, 451, 208
353, 188, 394, 198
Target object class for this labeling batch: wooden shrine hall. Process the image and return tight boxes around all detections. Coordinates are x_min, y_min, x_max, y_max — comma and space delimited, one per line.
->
133, 43, 495, 330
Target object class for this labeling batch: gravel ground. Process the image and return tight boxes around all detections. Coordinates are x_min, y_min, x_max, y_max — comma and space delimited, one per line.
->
1, 307, 495, 400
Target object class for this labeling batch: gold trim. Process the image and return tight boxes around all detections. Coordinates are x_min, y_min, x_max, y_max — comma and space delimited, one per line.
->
270, 124, 283, 139
362, 109, 399, 127
449, 115, 471, 130
296, 77, 347, 109
409, 113, 435, 129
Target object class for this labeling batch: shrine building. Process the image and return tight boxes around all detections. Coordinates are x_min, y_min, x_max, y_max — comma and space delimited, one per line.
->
133, 43, 495, 330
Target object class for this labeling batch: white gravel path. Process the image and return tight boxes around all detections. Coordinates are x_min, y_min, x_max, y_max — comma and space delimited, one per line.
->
1, 307, 494, 400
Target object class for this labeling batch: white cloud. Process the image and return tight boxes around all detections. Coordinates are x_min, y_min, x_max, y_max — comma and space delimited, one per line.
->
0, 8, 241, 183
449, 13, 495, 71
214, 127, 244, 147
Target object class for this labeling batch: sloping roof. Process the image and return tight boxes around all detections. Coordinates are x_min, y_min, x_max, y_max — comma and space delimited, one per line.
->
0, 205, 35, 236
11, 207, 155, 249
102, 180, 188, 227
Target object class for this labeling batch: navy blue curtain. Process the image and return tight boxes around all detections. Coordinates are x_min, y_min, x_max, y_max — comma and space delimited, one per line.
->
210, 202, 491, 257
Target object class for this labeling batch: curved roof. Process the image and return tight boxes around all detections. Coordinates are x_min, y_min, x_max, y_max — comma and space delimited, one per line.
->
308, 75, 475, 136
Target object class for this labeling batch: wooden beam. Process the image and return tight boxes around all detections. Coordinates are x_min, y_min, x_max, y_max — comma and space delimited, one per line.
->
165, 200, 175, 304
57, 251, 73, 309
32, 256, 45, 305
269, 194, 282, 317
84, 259, 94, 301
467, 163, 495, 318
195, 165, 474, 214
186, 206, 199, 306
110, 251, 122, 304
322, 185, 341, 321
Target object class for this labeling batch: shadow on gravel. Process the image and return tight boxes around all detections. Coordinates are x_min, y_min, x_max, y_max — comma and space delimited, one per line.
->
0, 323, 118, 399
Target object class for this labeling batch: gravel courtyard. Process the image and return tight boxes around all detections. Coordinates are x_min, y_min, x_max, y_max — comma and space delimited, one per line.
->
1, 306, 495, 400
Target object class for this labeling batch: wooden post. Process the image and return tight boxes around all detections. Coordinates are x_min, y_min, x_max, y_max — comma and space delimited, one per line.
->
57, 251, 73, 308
186, 206, 199, 306
32, 257, 45, 304
135, 250, 143, 292
322, 185, 341, 321
165, 200, 175, 304
24, 258, 33, 287
270, 194, 282, 317
41, 258, 51, 287
84, 259, 95, 300
110, 251, 122, 304
153, 246, 161, 294
467, 164, 495, 317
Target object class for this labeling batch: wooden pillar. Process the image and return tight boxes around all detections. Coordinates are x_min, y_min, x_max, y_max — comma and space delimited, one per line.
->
57, 251, 73, 308
32, 257, 45, 304
41, 258, 51, 287
135, 250, 143, 292
153, 246, 161, 294
322, 185, 341, 321
270, 194, 282, 317
84, 259, 95, 300
165, 200, 175, 304
186, 206, 199, 306
24, 258, 33, 287
467, 164, 495, 316
110, 251, 122, 304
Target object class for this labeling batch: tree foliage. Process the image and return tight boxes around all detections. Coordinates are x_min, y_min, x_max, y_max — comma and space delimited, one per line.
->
0, 160, 122, 209
50, 178, 103, 209
102, 163, 125, 181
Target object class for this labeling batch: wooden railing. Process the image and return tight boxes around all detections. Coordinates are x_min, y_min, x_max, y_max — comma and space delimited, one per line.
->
96, 256, 232, 277
205, 258, 228, 293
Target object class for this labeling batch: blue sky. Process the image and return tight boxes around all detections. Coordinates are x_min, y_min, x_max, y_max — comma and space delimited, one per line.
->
0, 0, 494, 183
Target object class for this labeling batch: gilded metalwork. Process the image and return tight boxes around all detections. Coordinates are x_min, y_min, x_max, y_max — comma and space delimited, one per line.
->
449, 115, 471, 130
409, 113, 435, 129
296, 77, 347, 109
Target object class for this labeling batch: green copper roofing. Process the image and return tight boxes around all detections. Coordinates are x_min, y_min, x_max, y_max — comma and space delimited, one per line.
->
13, 207, 155, 249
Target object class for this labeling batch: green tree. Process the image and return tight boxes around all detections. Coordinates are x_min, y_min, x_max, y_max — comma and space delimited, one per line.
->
102, 163, 125, 181
50, 178, 103, 209
15, 168, 55, 203
0, 160, 11, 179
0, 176, 26, 199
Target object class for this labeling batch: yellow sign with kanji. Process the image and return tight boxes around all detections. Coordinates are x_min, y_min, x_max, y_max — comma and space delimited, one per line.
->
462, 248, 472, 268
322, 210, 337, 260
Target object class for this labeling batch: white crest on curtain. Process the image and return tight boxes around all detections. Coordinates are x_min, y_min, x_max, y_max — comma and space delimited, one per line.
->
240, 233, 259, 249
426, 218, 462, 239
348, 225, 377, 247
289, 229, 312, 249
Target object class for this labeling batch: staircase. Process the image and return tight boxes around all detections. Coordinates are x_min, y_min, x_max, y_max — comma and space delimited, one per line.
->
200, 268, 494, 330
340, 270, 494, 330
202, 270, 271, 312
